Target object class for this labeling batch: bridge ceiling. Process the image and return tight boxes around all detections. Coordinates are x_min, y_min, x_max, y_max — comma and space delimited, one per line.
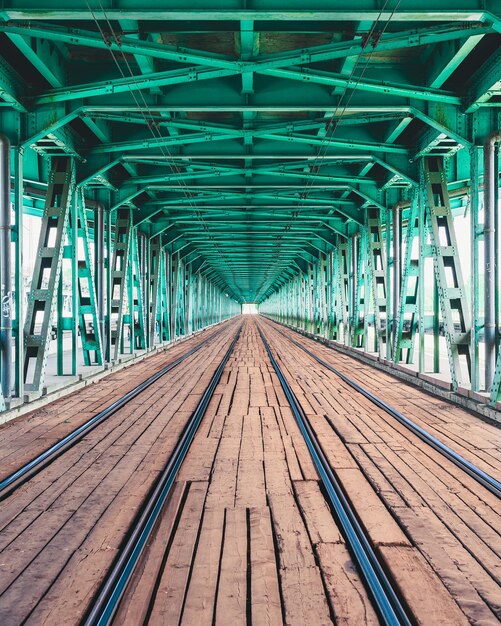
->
0, 1, 500, 302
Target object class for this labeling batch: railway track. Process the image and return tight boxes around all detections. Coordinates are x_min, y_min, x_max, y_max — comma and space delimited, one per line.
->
261, 317, 501, 499
83, 324, 242, 626
1, 319, 496, 625
0, 323, 232, 501
257, 324, 413, 626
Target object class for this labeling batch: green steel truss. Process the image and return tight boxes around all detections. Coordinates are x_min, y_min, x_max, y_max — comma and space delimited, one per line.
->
491, 351, 501, 406
424, 157, 472, 389
394, 195, 420, 364
75, 190, 103, 366
23, 157, 73, 392
127, 230, 146, 352
0, 4, 500, 408
367, 208, 388, 356
148, 235, 161, 347
110, 207, 132, 360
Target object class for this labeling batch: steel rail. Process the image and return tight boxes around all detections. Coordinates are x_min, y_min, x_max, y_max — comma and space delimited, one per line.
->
263, 317, 501, 499
256, 323, 412, 626
0, 324, 231, 501
83, 323, 242, 626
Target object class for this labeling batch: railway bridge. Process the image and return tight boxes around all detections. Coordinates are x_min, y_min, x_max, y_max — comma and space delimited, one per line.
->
0, 2, 500, 625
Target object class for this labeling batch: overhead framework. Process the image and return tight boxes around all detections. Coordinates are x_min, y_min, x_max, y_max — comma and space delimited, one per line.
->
0, 1, 500, 410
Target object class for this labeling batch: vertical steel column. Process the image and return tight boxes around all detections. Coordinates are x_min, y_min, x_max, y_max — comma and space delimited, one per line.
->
13, 146, 23, 399
105, 207, 112, 362
392, 205, 401, 353
110, 207, 132, 360
94, 202, 105, 355
24, 157, 73, 392
0, 134, 11, 399
148, 236, 161, 347
385, 207, 392, 359
423, 157, 471, 388
71, 181, 78, 375
470, 147, 481, 391
418, 171, 426, 374
350, 236, 356, 345
0, 145, 11, 400
483, 132, 501, 391
366, 208, 388, 356
75, 190, 102, 366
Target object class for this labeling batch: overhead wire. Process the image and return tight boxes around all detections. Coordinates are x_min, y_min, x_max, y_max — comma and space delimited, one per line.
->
87, 1, 402, 302
85, 0, 241, 300
256, 0, 403, 301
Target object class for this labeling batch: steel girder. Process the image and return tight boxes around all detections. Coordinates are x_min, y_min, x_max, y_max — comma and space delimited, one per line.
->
1, 5, 500, 410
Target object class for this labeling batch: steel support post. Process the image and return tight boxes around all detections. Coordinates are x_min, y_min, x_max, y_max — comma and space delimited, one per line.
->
367, 208, 388, 356
418, 173, 426, 374
140, 233, 148, 337
24, 157, 73, 392
386, 207, 392, 360
470, 147, 481, 391
71, 181, 78, 375
148, 236, 160, 347
392, 205, 401, 355
105, 207, 112, 362
394, 192, 420, 365
12, 146, 23, 400
56, 271, 64, 375
483, 131, 501, 391
349, 236, 356, 346
94, 202, 105, 356
110, 207, 132, 360
424, 156, 472, 389
75, 189, 103, 366
0, 134, 11, 400
362, 228, 370, 352
338, 240, 349, 343
170, 252, 178, 339
127, 232, 134, 354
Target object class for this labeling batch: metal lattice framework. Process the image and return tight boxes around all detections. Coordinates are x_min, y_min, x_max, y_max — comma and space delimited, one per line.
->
0, 1, 499, 408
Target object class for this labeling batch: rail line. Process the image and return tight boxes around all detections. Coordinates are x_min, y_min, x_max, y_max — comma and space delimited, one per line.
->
0, 324, 232, 501
83, 324, 242, 626
257, 324, 413, 626
261, 317, 501, 499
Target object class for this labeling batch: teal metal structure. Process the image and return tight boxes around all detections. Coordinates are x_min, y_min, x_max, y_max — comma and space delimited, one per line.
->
0, 2, 499, 411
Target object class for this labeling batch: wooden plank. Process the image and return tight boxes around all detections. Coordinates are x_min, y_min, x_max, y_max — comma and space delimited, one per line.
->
379, 545, 469, 626
249, 507, 283, 626
145, 481, 209, 626
335, 468, 410, 547
215, 507, 248, 626
293, 480, 343, 545
317, 542, 380, 626
181, 507, 226, 626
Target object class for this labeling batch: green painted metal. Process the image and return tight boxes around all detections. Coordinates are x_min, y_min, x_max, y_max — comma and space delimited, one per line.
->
147, 235, 161, 348
75, 189, 103, 365
128, 230, 146, 351
12, 146, 23, 399
490, 350, 501, 406
393, 195, 420, 364
423, 157, 471, 389
23, 157, 73, 393
109, 207, 132, 360
366, 208, 388, 357
1, 6, 500, 410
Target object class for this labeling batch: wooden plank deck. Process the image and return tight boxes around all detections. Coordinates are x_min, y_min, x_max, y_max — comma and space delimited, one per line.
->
0, 323, 228, 483
113, 320, 376, 626
0, 322, 240, 626
259, 319, 501, 625
0, 318, 499, 625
